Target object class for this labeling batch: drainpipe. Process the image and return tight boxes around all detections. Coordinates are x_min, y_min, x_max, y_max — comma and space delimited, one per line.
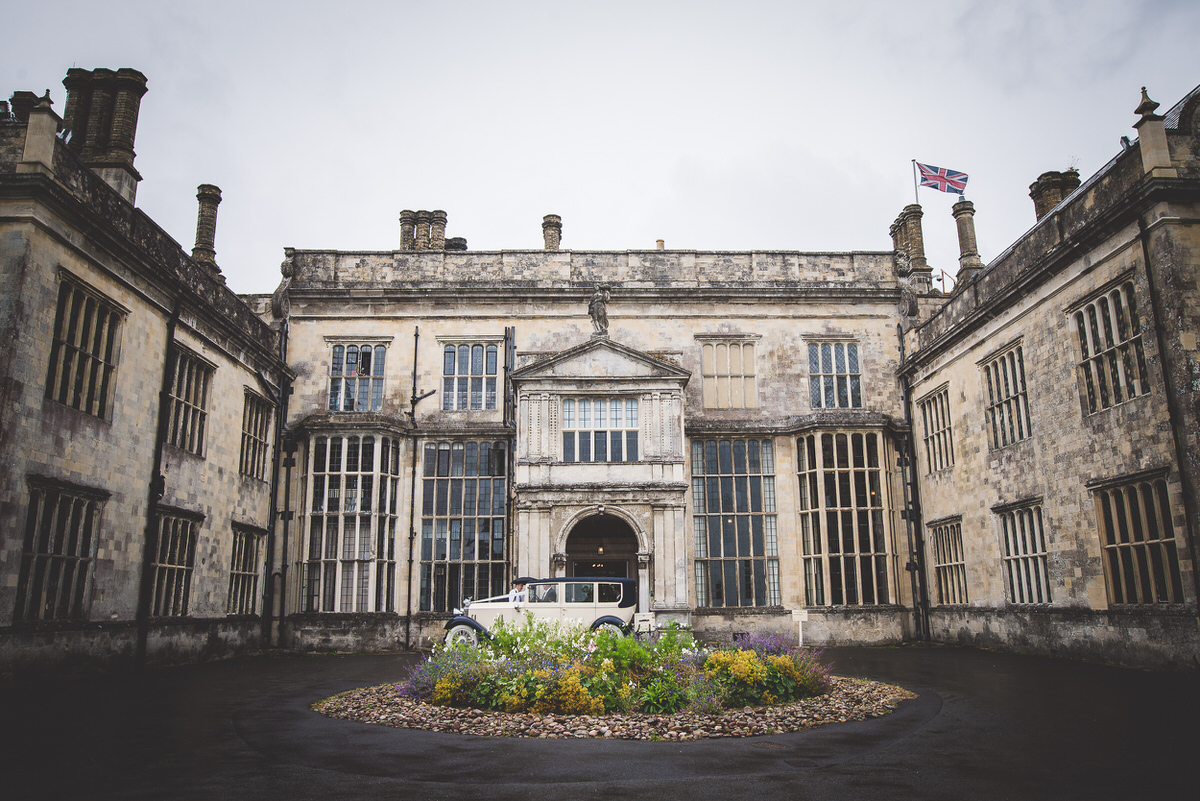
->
260, 314, 292, 648
896, 323, 931, 641
404, 326, 436, 649
1137, 217, 1200, 602
135, 297, 182, 669
503, 326, 516, 583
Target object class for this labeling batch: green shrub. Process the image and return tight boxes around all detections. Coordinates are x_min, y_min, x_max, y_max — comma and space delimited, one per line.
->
397, 622, 829, 717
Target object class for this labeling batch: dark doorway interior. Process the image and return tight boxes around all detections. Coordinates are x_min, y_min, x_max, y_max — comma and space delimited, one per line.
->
573, 559, 628, 578
565, 513, 637, 579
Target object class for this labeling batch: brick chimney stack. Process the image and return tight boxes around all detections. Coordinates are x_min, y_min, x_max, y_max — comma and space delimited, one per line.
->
890, 204, 932, 292
192, 184, 222, 269
60, 67, 148, 204
430, 210, 447, 250
952, 199, 984, 286
542, 214, 562, 250
1028, 169, 1080, 221
400, 210, 458, 250
414, 210, 431, 250
399, 210, 416, 250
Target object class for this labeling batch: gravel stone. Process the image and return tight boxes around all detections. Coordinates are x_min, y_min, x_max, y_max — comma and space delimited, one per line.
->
313, 677, 916, 740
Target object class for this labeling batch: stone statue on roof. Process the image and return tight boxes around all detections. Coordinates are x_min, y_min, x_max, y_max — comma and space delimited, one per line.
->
589, 284, 611, 336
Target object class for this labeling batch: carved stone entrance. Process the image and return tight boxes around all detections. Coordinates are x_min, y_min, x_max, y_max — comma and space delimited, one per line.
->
565, 513, 637, 579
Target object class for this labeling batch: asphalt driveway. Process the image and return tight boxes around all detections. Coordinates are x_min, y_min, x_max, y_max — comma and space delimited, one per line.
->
2, 644, 1195, 800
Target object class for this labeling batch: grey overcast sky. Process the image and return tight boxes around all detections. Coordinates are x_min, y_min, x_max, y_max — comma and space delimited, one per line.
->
8, 0, 1199, 295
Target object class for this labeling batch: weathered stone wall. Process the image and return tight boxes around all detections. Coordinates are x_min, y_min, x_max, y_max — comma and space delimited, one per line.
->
901, 89, 1200, 668
285, 249, 898, 288
0, 108, 286, 675
279, 248, 914, 644
284, 613, 406, 653
929, 607, 1200, 670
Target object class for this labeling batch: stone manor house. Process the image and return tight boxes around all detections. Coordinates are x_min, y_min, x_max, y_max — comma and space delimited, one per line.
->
2, 68, 1198, 675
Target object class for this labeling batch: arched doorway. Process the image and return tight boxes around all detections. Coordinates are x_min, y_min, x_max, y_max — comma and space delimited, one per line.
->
565, 514, 638, 578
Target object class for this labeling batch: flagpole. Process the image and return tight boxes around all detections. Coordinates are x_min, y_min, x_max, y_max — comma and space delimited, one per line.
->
911, 160, 919, 205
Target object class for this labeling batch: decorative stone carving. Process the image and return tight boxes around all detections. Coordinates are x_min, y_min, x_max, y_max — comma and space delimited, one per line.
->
589, 284, 610, 336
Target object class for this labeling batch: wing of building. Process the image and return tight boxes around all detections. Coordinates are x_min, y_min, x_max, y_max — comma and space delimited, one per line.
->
3, 70, 1198, 674
0, 71, 292, 673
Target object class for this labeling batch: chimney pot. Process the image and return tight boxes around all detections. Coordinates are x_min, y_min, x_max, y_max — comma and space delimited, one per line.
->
430, 210, 447, 250
414, 210, 432, 250
951, 199, 984, 288
542, 214, 562, 250
399, 210, 416, 250
192, 184, 222, 269
1029, 170, 1079, 221
656, 239, 665, 250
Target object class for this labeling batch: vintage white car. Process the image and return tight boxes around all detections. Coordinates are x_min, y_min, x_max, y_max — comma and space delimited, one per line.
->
444, 577, 637, 645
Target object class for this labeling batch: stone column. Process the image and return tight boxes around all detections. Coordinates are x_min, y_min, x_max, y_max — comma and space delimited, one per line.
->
900, 204, 928, 273
892, 204, 932, 292
107, 69, 148, 165
542, 214, 562, 250
952, 199, 985, 285
81, 68, 115, 162
414, 210, 431, 250
429, 210, 447, 250
399, 210, 416, 250
61, 68, 92, 153
192, 184, 222, 266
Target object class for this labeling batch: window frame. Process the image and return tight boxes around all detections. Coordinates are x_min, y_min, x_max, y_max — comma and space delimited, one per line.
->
807, 340, 863, 409
239, 390, 273, 481
150, 509, 202, 617
440, 339, 502, 412
45, 272, 125, 420
560, 397, 640, 463
918, 385, 955, 473
227, 525, 265, 615
995, 501, 1052, 605
14, 478, 108, 622
1070, 281, 1152, 415
303, 433, 404, 613
418, 439, 510, 613
166, 346, 215, 456
797, 431, 892, 607
327, 340, 388, 412
690, 438, 781, 608
929, 518, 968, 605
1091, 472, 1184, 605
980, 343, 1032, 450
698, 338, 759, 409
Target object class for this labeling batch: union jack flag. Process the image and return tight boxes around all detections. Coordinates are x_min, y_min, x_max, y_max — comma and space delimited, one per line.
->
916, 162, 968, 194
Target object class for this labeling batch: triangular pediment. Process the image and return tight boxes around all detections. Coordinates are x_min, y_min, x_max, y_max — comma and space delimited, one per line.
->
510, 336, 690, 386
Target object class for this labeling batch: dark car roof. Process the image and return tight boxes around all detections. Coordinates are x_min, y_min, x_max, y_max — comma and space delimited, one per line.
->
527, 577, 635, 584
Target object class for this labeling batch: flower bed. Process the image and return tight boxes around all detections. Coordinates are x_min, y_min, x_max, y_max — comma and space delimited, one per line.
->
396, 617, 832, 716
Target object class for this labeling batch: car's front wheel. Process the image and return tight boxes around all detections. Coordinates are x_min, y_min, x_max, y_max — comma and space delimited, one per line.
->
445, 623, 479, 646
592, 621, 625, 636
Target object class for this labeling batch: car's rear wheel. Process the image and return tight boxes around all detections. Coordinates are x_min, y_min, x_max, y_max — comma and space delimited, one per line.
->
445, 623, 479, 646
593, 621, 625, 636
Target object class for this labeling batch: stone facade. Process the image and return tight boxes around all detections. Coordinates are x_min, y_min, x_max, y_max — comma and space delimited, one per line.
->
2, 69, 1197, 674
273, 241, 915, 650
900, 86, 1200, 669
267, 85, 1200, 668
0, 71, 289, 676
